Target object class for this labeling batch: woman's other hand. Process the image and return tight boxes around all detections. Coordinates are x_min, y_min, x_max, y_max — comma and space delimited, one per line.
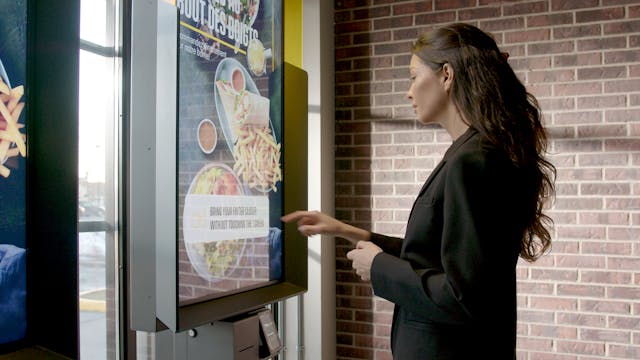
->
346, 241, 383, 282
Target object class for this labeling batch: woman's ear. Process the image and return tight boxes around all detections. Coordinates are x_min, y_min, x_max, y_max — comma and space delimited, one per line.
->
441, 63, 454, 93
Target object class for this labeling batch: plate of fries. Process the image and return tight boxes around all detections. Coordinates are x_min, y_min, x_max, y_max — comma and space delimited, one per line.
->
0, 58, 26, 178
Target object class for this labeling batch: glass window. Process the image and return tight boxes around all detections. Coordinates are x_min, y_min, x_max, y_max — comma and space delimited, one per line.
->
78, 0, 121, 359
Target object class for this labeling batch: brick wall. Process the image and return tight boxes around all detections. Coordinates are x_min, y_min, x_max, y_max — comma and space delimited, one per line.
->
333, 1, 640, 359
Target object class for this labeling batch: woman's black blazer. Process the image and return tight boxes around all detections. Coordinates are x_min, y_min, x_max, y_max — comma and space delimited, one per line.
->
370, 127, 530, 359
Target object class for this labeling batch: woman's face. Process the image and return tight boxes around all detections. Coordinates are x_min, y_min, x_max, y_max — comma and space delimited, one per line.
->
407, 55, 450, 125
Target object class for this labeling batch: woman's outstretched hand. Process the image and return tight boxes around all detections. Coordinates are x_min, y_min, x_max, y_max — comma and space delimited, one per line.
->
281, 211, 344, 238
281, 210, 371, 244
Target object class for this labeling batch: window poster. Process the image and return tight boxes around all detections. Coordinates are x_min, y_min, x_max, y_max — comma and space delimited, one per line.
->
176, 0, 283, 305
0, 0, 27, 345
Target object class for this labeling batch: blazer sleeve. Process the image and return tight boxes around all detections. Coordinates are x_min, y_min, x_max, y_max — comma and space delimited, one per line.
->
369, 232, 403, 257
370, 149, 522, 325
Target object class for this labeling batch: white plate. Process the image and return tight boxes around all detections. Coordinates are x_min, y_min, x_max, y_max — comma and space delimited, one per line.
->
0, 58, 10, 88
0, 58, 9, 165
183, 162, 247, 282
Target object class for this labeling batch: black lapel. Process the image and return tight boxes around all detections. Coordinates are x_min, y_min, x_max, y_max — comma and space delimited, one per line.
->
416, 127, 477, 198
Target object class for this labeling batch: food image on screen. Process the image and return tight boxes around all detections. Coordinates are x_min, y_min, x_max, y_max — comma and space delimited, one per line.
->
184, 163, 246, 282
233, 124, 281, 193
180, 162, 273, 304
0, 62, 26, 179
195, 240, 244, 277
213, 58, 282, 194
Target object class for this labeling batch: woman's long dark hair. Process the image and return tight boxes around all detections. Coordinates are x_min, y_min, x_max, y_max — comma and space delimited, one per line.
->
412, 23, 556, 262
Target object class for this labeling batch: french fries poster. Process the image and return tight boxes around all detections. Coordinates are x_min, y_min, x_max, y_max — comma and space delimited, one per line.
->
0, 0, 28, 345
176, 0, 284, 303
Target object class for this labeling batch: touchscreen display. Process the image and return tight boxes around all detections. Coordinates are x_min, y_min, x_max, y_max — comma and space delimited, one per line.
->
177, 0, 283, 305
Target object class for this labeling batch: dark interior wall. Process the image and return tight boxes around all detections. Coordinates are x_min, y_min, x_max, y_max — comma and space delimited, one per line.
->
27, 1, 80, 358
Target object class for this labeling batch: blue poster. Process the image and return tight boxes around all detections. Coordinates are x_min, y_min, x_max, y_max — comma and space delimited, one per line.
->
176, 0, 284, 305
0, 0, 28, 345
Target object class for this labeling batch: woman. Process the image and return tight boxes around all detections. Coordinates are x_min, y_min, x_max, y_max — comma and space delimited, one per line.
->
283, 23, 555, 359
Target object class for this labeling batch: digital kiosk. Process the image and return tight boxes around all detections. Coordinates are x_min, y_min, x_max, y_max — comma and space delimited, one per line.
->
128, 1, 307, 359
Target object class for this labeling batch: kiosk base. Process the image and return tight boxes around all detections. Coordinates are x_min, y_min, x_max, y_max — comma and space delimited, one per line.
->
155, 309, 281, 360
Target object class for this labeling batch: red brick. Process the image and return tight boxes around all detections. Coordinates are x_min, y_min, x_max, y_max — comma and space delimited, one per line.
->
554, 83, 602, 96
353, 30, 391, 45
458, 6, 501, 21
605, 49, 640, 64
556, 254, 607, 268
337, 332, 354, 345
556, 225, 606, 238
518, 309, 555, 323
529, 324, 578, 339
553, 24, 601, 39
609, 315, 640, 329
335, 45, 372, 60
530, 296, 577, 311
392, 1, 432, 15
605, 138, 640, 151
582, 183, 630, 196
576, 7, 625, 23
578, 36, 627, 51
517, 337, 554, 351
414, 11, 456, 26
577, 95, 626, 109
517, 281, 555, 294
605, 79, 640, 93
505, 29, 550, 43
551, 0, 599, 11
527, 13, 573, 27
631, 4, 640, 18
604, 20, 640, 34
579, 212, 629, 225
554, 52, 602, 67
375, 349, 393, 360
606, 198, 640, 210
480, 17, 525, 31
580, 66, 627, 81
508, 56, 552, 70
529, 69, 575, 83
353, 6, 390, 20
335, 0, 372, 9
337, 345, 374, 359
373, 15, 412, 30
556, 340, 605, 356
580, 299, 631, 313
336, 20, 372, 34
609, 345, 640, 359
608, 228, 640, 241
558, 284, 605, 297
554, 111, 602, 125
531, 268, 578, 281
503, 1, 548, 16
606, 168, 640, 181
373, 41, 412, 56
557, 312, 606, 327
434, 0, 475, 10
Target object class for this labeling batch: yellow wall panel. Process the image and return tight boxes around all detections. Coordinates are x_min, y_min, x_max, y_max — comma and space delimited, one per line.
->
284, 0, 302, 67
